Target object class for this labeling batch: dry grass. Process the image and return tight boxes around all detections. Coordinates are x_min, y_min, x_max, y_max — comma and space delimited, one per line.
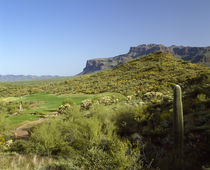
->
0, 153, 55, 170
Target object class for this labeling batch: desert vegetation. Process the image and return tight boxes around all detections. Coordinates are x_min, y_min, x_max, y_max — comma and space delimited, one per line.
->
0, 52, 209, 169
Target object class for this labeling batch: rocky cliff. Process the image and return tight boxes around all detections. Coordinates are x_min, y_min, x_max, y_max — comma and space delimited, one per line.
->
81, 44, 210, 74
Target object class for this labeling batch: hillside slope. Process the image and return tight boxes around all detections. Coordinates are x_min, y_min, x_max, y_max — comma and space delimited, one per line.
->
1, 52, 209, 169
1, 51, 209, 98
43, 51, 210, 97
81, 44, 210, 74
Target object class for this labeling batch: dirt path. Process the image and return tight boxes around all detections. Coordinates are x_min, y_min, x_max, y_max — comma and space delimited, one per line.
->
14, 112, 58, 140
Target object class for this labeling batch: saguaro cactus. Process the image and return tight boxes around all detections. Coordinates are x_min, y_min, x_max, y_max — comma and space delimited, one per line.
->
173, 85, 184, 169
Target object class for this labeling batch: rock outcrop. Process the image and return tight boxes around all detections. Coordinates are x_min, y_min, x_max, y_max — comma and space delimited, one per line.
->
81, 44, 210, 74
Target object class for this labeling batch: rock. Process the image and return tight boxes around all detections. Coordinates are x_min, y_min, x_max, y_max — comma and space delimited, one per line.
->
81, 59, 107, 74
80, 44, 210, 74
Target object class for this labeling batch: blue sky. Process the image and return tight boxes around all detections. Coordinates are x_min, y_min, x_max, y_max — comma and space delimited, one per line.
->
0, 0, 210, 76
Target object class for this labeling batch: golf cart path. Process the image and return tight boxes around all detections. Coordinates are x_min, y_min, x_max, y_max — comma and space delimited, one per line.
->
14, 112, 57, 139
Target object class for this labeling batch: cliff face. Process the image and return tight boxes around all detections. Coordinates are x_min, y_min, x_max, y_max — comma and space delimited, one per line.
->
82, 59, 107, 74
81, 44, 210, 74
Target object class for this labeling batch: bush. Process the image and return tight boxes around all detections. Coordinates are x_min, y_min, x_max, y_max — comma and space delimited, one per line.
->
62, 98, 75, 106
80, 99, 92, 110
0, 113, 8, 134
30, 120, 68, 156
114, 105, 146, 136
17, 103, 145, 169
10, 140, 38, 154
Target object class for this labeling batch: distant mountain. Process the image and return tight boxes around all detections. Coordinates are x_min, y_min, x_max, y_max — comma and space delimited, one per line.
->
81, 44, 210, 74
0, 75, 60, 82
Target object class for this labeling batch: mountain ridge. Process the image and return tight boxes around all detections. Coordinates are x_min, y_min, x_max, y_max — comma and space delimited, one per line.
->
81, 44, 210, 74
0, 75, 60, 82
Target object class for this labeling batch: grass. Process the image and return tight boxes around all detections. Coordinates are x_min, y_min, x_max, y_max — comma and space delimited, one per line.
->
7, 114, 42, 126
5, 93, 69, 127
21, 92, 122, 113
0, 153, 55, 170
0, 97, 18, 102
5, 92, 122, 127
21, 93, 67, 114
20, 93, 96, 113
2, 93, 69, 127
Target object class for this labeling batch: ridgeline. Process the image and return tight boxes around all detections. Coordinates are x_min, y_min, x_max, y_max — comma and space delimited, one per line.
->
81, 44, 210, 74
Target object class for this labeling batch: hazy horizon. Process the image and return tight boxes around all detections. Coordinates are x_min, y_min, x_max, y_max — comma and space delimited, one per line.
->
1, 0, 210, 76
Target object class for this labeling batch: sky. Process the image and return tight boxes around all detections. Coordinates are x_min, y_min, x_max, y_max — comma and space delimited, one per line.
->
0, 0, 210, 76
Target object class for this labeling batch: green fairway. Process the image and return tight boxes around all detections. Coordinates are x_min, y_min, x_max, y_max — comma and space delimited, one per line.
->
5, 92, 123, 126
21, 93, 67, 114
4, 93, 69, 127
4, 93, 91, 127
20, 93, 94, 113
7, 114, 42, 125
21, 92, 121, 114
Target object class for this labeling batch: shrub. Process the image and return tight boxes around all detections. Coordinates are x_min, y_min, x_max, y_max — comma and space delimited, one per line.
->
0, 113, 8, 134
114, 105, 146, 136
10, 140, 37, 154
99, 96, 113, 105
62, 98, 75, 106
81, 99, 92, 110
57, 104, 71, 114
30, 120, 67, 156
46, 158, 80, 170
18, 103, 145, 169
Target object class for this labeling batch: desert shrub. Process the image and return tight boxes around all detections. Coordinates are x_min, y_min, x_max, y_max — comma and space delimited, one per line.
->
57, 104, 71, 114
62, 98, 75, 106
10, 140, 39, 154
87, 104, 115, 136
80, 99, 92, 110
0, 101, 25, 116
18, 103, 145, 169
27, 114, 103, 156
99, 96, 113, 105
0, 113, 8, 134
114, 104, 147, 136
77, 147, 117, 169
57, 104, 81, 121
76, 144, 137, 169
5, 103, 18, 114
30, 120, 68, 156
46, 158, 80, 170
62, 105, 82, 120
90, 94, 125, 107
59, 118, 101, 152
0, 136, 6, 151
